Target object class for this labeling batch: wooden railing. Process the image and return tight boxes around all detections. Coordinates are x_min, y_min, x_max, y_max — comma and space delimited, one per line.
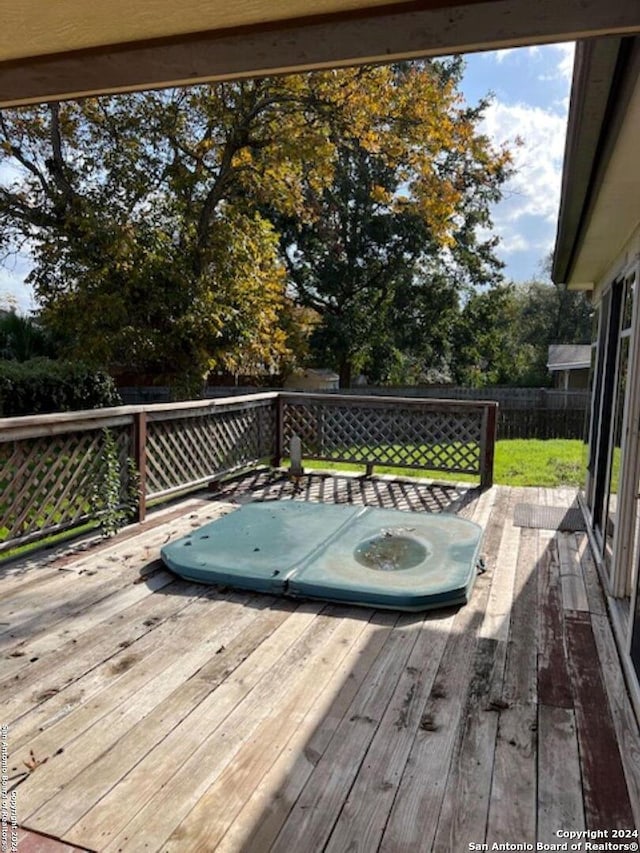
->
275, 393, 497, 489
0, 393, 276, 554
0, 391, 497, 554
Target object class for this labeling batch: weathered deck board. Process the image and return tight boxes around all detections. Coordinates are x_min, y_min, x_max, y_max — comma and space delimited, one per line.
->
5, 585, 237, 752
269, 612, 426, 853
41, 601, 330, 841
576, 532, 607, 616
0, 500, 222, 609
537, 704, 585, 843
1, 478, 638, 853
430, 489, 522, 851
431, 636, 503, 851
558, 532, 590, 612
487, 702, 537, 843
200, 610, 390, 851
214, 612, 401, 853
565, 612, 635, 829
502, 525, 539, 706
376, 489, 510, 853
161, 607, 380, 852
537, 532, 574, 708
1, 567, 176, 685
8, 590, 269, 772
1, 502, 227, 648
485, 517, 540, 844
18, 593, 280, 827
322, 609, 456, 853
3, 577, 209, 726
589, 613, 640, 828
480, 487, 522, 643
101, 606, 385, 851
67, 599, 308, 848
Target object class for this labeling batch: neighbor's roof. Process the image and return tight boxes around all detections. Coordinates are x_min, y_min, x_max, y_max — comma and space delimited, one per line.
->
298, 369, 340, 380
547, 344, 592, 371
552, 36, 640, 289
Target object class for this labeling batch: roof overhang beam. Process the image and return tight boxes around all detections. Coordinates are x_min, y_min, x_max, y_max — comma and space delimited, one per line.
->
1, 0, 639, 107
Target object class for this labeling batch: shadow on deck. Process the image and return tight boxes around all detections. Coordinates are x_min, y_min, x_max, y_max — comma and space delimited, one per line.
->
213, 467, 479, 515
2, 474, 639, 852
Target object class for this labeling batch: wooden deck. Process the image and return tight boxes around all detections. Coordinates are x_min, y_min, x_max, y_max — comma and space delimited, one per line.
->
2, 471, 640, 852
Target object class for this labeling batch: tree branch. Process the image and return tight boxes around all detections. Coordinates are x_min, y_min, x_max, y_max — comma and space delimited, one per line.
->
47, 103, 76, 209
0, 113, 51, 199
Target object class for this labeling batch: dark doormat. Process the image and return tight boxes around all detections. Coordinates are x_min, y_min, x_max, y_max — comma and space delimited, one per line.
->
513, 503, 586, 532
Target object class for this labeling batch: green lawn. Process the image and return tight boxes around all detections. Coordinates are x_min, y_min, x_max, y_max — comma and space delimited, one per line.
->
299, 439, 588, 488
491, 439, 586, 487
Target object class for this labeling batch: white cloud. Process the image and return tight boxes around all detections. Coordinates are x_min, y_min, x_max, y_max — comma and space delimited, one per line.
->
477, 225, 553, 257
486, 42, 572, 78
479, 97, 570, 273
0, 265, 35, 313
483, 100, 568, 221
496, 232, 533, 254
465, 43, 574, 279
539, 42, 575, 84
0, 160, 22, 185
490, 45, 540, 65
492, 48, 516, 64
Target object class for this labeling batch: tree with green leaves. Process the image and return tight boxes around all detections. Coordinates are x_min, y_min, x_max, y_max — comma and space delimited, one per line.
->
450, 275, 594, 387
0, 62, 511, 392
514, 279, 593, 384
450, 283, 527, 386
266, 60, 511, 386
0, 84, 322, 393
0, 308, 56, 361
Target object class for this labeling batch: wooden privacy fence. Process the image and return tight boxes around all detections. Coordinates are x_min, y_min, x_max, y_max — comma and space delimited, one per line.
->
334, 385, 590, 409
0, 391, 497, 554
329, 386, 589, 440
497, 407, 587, 440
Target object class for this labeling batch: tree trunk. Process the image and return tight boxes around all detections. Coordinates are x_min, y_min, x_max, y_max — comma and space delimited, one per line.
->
339, 360, 352, 389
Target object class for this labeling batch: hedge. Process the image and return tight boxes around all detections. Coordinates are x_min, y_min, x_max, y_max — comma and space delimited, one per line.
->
0, 358, 122, 416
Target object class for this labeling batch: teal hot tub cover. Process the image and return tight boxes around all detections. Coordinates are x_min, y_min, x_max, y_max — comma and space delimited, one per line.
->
161, 501, 483, 611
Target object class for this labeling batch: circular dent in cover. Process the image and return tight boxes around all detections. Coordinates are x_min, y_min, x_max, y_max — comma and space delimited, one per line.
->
354, 531, 428, 572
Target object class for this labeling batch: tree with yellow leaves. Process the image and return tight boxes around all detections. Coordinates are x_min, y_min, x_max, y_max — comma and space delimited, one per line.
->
0, 58, 511, 393
268, 59, 512, 386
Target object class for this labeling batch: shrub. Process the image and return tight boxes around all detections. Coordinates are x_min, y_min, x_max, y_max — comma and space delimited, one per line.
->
0, 358, 122, 416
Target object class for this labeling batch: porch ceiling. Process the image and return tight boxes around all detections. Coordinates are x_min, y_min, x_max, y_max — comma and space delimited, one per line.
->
1, 0, 639, 107
568, 57, 640, 287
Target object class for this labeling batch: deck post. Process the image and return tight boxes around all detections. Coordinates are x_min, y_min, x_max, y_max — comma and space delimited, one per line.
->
271, 394, 284, 468
133, 410, 148, 523
480, 403, 498, 490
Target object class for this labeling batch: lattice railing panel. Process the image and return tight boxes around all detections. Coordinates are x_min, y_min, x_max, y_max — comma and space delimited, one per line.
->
283, 401, 483, 475
0, 425, 130, 547
0, 391, 495, 553
146, 402, 275, 496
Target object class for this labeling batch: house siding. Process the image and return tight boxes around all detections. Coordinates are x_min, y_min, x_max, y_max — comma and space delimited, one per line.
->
584, 220, 640, 722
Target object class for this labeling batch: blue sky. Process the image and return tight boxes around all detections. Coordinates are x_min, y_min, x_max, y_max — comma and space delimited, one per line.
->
0, 43, 574, 312
459, 42, 575, 283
